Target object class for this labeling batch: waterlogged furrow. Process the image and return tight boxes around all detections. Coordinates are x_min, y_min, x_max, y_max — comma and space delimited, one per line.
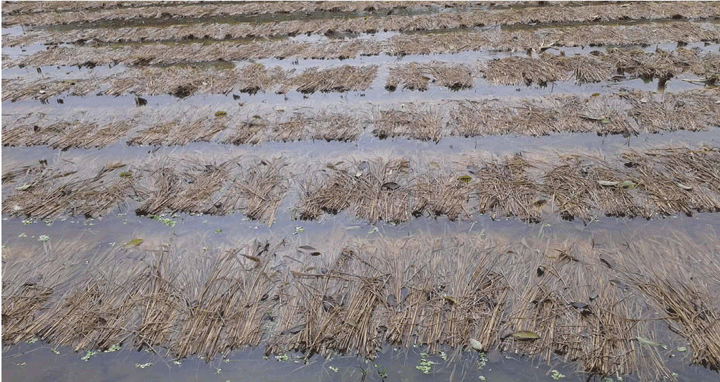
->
7, 2, 719, 46
9, 21, 720, 68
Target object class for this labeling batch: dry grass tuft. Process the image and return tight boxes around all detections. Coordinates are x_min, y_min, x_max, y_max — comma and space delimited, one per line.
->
219, 158, 288, 223
484, 56, 565, 86
554, 55, 614, 83
386, 62, 430, 91
297, 158, 412, 224
602, 47, 704, 82
622, 89, 720, 133
307, 112, 365, 142
469, 154, 544, 223
413, 173, 472, 221
2, 161, 138, 219
134, 157, 287, 225
237, 63, 287, 95
386, 61, 476, 91
373, 105, 443, 142
291, 65, 378, 94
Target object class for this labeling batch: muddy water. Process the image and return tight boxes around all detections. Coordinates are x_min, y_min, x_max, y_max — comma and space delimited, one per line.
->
2, 342, 570, 382
0, 341, 711, 382
3, 342, 718, 382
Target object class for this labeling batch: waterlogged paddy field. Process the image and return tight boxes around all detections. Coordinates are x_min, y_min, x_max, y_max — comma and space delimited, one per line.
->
2, 1, 720, 382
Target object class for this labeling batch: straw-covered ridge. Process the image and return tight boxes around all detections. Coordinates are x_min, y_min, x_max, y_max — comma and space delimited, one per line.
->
378, 89, 718, 140
1, 160, 139, 220
484, 48, 718, 86
1, 1, 478, 26
3, 146, 720, 223
2, 156, 289, 225
297, 158, 413, 224
3, 89, 717, 149
2, 64, 379, 102
295, 147, 720, 224
6, 2, 720, 45
3, 230, 719, 379
9, 21, 719, 68
386, 61, 478, 91
1, 1, 183, 16
5, 48, 717, 102
131, 156, 288, 225
373, 105, 444, 142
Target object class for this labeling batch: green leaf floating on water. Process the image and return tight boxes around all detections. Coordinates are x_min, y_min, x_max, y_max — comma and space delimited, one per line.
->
512, 331, 540, 340
124, 239, 143, 248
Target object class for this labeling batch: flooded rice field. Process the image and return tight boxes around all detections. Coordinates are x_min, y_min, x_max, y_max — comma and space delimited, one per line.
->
2, 2, 720, 381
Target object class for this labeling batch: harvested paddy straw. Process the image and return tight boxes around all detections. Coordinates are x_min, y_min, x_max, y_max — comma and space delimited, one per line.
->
4, 89, 715, 149
1, 2, 476, 27
373, 105, 444, 142
295, 146, 720, 224
3, 147, 720, 224
2, 155, 288, 225
11, 21, 720, 68
3, 64, 377, 101
133, 156, 288, 224
4, 1, 720, 381
386, 61, 477, 91
5, 48, 712, 102
485, 56, 565, 86
297, 158, 412, 224
3, 228, 719, 380
6, 2, 720, 45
